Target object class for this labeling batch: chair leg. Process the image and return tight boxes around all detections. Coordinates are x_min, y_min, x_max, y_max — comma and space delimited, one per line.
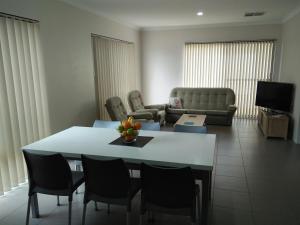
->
126, 211, 130, 225
139, 214, 143, 225
94, 201, 98, 211
75, 164, 80, 194
68, 200, 72, 225
148, 211, 154, 223
57, 196, 60, 206
26, 196, 31, 225
107, 204, 110, 214
82, 203, 87, 225
197, 192, 201, 225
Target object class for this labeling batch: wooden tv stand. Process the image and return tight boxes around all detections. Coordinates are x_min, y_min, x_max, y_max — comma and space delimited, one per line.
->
257, 109, 289, 140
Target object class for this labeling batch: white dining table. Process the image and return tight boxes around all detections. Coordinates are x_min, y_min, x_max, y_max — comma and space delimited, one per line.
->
22, 126, 216, 225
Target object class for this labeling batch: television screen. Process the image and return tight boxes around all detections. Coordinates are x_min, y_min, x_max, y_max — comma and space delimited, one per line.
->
255, 81, 294, 112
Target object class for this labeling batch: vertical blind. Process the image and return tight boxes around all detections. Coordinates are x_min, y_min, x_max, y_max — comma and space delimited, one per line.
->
92, 35, 140, 120
183, 41, 275, 118
0, 17, 50, 195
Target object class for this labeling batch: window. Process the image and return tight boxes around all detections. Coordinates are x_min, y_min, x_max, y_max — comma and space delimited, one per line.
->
92, 34, 140, 120
0, 16, 50, 195
183, 41, 275, 118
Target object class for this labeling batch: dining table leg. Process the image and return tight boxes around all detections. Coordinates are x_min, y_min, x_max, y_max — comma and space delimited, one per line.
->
194, 170, 212, 225
200, 171, 212, 225
31, 193, 40, 218
208, 171, 212, 200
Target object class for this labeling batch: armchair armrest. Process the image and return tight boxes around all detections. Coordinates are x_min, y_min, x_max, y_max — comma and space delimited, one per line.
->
144, 104, 167, 110
128, 111, 153, 120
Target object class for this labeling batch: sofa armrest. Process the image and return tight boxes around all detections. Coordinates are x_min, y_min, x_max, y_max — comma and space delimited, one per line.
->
228, 105, 237, 115
128, 111, 153, 120
145, 104, 167, 110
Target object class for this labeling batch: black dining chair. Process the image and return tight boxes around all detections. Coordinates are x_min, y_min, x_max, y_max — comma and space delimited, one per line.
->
23, 151, 84, 225
81, 155, 141, 225
140, 163, 201, 225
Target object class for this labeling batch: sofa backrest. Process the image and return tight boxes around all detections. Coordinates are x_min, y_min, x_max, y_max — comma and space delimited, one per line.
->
170, 88, 235, 110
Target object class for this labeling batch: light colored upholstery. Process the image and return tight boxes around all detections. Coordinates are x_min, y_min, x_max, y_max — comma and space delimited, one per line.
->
166, 88, 237, 125
105, 96, 153, 121
127, 90, 166, 124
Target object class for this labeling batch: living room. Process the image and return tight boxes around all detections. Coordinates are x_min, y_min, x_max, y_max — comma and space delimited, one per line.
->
0, 0, 300, 225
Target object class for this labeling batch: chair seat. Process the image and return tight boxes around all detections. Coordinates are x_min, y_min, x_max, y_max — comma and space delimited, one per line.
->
32, 171, 84, 196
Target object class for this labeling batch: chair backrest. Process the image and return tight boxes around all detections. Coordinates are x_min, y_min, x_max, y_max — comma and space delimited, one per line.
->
127, 90, 145, 112
141, 122, 160, 131
93, 120, 120, 128
93, 120, 160, 131
105, 96, 128, 121
23, 151, 72, 192
174, 124, 207, 133
141, 163, 195, 209
81, 155, 130, 198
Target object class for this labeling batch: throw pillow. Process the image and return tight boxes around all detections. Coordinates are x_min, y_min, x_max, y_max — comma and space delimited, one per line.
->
169, 97, 182, 109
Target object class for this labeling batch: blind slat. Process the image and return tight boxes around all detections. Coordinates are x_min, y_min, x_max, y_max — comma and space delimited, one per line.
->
183, 41, 275, 119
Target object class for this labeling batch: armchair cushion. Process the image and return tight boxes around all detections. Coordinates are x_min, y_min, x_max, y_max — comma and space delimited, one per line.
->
166, 108, 187, 114
144, 104, 167, 111
128, 111, 153, 120
136, 108, 159, 115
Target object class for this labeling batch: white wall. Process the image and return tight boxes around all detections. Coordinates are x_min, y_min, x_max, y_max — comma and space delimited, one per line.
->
280, 11, 300, 143
141, 24, 282, 105
0, 0, 140, 133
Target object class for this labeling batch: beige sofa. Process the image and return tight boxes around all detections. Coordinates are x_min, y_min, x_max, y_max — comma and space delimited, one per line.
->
166, 87, 237, 125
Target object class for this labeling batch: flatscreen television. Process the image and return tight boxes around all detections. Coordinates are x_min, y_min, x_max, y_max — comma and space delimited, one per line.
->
255, 81, 294, 112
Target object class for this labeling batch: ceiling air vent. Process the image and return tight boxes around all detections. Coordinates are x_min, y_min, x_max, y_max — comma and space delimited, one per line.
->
244, 12, 265, 17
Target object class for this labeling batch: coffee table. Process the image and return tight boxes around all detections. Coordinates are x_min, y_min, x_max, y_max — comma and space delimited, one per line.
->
175, 114, 207, 127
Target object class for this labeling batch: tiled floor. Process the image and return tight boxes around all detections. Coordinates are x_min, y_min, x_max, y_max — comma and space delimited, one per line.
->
1, 119, 300, 225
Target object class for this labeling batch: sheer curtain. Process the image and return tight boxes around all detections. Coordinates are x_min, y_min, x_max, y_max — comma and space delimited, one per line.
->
0, 17, 50, 195
92, 35, 140, 120
183, 41, 275, 118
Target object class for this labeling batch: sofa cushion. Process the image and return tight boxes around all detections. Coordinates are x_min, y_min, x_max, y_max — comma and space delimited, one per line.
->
169, 97, 183, 109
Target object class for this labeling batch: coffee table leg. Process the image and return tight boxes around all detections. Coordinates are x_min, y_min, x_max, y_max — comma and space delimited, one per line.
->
31, 193, 40, 218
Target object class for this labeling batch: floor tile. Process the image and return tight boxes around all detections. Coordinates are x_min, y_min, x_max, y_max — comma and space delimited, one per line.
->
216, 156, 243, 166
213, 189, 252, 211
1, 119, 300, 225
210, 206, 254, 225
214, 176, 248, 192
215, 165, 245, 178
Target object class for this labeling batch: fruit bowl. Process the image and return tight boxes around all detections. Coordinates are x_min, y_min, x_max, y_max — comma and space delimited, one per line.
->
117, 117, 141, 144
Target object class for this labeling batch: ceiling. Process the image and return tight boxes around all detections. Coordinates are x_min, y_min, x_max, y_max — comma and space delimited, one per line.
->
61, 0, 300, 28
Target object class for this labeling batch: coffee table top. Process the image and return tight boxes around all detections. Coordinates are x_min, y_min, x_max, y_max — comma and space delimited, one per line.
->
175, 114, 207, 126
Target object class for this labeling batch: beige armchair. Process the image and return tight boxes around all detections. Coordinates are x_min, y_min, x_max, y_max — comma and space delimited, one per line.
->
105, 96, 153, 121
127, 90, 166, 125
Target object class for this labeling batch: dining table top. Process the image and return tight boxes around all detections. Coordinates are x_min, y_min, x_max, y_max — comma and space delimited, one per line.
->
22, 126, 216, 171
